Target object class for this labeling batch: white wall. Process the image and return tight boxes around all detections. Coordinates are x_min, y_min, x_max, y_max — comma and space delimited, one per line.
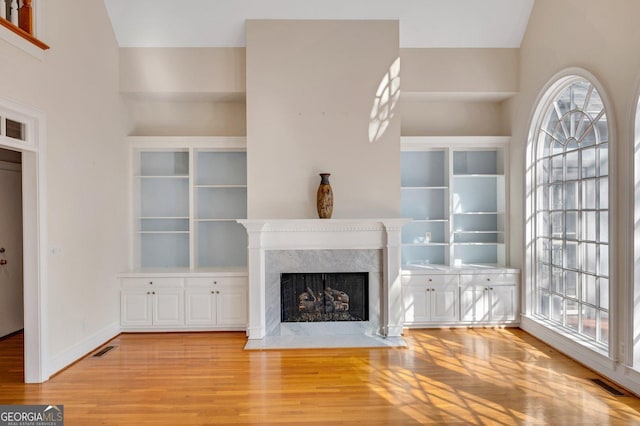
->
120, 47, 245, 95
0, 0, 127, 375
401, 98, 509, 136
125, 97, 246, 136
401, 48, 519, 95
246, 20, 401, 219
507, 0, 640, 391
400, 48, 517, 137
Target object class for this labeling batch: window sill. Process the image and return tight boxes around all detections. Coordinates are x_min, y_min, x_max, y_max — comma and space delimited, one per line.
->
521, 314, 612, 361
0, 18, 48, 59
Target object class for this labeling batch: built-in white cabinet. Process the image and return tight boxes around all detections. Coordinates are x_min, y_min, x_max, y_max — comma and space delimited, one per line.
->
459, 273, 517, 323
185, 277, 248, 326
402, 274, 458, 324
124, 137, 249, 333
120, 273, 248, 331
132, 137, 247, 269
120, 278, 184, 327
401, 268, 519, 327
401, 137, 509, 268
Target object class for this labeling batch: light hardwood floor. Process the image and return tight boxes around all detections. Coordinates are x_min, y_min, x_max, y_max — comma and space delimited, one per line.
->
2, 328, 640, 425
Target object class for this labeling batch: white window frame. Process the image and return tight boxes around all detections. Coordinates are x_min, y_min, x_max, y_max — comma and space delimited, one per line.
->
524, 68, 616, 361
633, 83, 640, 368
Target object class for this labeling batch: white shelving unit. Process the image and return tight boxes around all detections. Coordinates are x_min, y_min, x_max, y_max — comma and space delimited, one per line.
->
401, 137, 510, 268
123, 137, 249, 333
400, 149, 450, 266
194, 150, 248, 268
136, 150, 191, 268
451, 149, 506, 266
400, 136, 519, 328
131, 137, 248, 270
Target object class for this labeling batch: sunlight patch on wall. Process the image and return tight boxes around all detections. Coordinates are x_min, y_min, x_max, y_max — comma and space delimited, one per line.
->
369, 57, 400, 143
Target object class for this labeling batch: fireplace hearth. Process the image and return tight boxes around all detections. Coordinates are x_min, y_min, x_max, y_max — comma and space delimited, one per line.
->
281, 273, 369, 322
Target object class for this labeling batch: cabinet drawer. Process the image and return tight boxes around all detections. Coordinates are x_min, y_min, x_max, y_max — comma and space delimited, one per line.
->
402, 274, 459, 287
460, 273, 519, 286
185, 276, 247, 288
122, 277, 183, 288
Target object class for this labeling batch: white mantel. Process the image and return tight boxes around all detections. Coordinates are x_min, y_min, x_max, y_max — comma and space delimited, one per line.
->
237, 218, 410, 340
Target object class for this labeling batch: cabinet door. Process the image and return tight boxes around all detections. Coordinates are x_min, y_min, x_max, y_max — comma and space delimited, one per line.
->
430, 283, 459, 322
489, 285, 516, 321
402, 284, 430, 323
216, 285, 247, 325
185, 288, 216, 325
153, 288, 184, 326
460, 285, 489, 322
121, 290, 152, 326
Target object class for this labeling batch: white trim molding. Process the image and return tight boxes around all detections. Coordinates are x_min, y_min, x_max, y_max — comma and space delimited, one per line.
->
48, 322, 120, 374
237, 218, 410, 340
0, 95, 47, 383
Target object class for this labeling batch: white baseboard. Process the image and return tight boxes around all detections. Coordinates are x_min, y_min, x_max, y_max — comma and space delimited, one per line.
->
47, 322, 121, 377
521, 316, 640, 396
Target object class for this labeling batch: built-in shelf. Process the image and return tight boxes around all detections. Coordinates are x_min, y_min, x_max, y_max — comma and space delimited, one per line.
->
401, 137, 510, 268
131, 138, 247, 270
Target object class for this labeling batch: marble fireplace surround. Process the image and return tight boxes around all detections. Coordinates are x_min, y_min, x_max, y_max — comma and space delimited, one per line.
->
237, 219, 409, 349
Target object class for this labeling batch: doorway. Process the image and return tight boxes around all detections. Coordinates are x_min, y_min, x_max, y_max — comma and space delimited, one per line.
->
0, 98, 46, 383
0, 148, 23, 338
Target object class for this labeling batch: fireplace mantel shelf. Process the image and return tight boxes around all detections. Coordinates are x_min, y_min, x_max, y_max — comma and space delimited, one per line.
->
237, 218, 410, 231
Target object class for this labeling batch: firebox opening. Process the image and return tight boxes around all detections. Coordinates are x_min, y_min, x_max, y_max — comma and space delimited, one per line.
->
281, 272, 369, 322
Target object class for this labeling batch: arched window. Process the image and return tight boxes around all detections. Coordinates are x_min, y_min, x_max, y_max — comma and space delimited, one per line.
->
528, 75, 610, 349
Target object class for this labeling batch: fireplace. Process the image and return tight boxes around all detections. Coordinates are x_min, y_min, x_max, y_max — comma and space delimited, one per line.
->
237, 218, 409, 347
281, 272, 369, 322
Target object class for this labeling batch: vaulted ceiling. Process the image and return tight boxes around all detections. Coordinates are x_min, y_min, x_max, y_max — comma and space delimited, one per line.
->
104, 0, 535, 48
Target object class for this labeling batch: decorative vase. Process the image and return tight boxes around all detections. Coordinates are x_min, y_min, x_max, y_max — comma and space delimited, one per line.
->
316, 173, 333, 219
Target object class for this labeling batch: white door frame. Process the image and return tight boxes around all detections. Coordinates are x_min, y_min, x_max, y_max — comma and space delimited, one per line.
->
0, 96, 48, 383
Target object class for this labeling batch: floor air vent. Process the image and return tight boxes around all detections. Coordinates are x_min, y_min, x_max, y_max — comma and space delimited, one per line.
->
590, 378, 626, 396
92, 345, 115, 358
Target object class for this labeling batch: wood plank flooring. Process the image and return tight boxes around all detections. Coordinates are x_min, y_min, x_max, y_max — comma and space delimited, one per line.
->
2, 328, 640, 425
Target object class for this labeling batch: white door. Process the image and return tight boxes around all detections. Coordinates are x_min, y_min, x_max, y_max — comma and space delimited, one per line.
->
460, 285, 489, 322
153, 288, 184, 326
489, 285, 516, 321
217, 285, 247, 325
402, 284, 429, 323
430, 283, 459, 322
0, 161, 23, 338
185, 287, 216, 325
121, 289, 153, 326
